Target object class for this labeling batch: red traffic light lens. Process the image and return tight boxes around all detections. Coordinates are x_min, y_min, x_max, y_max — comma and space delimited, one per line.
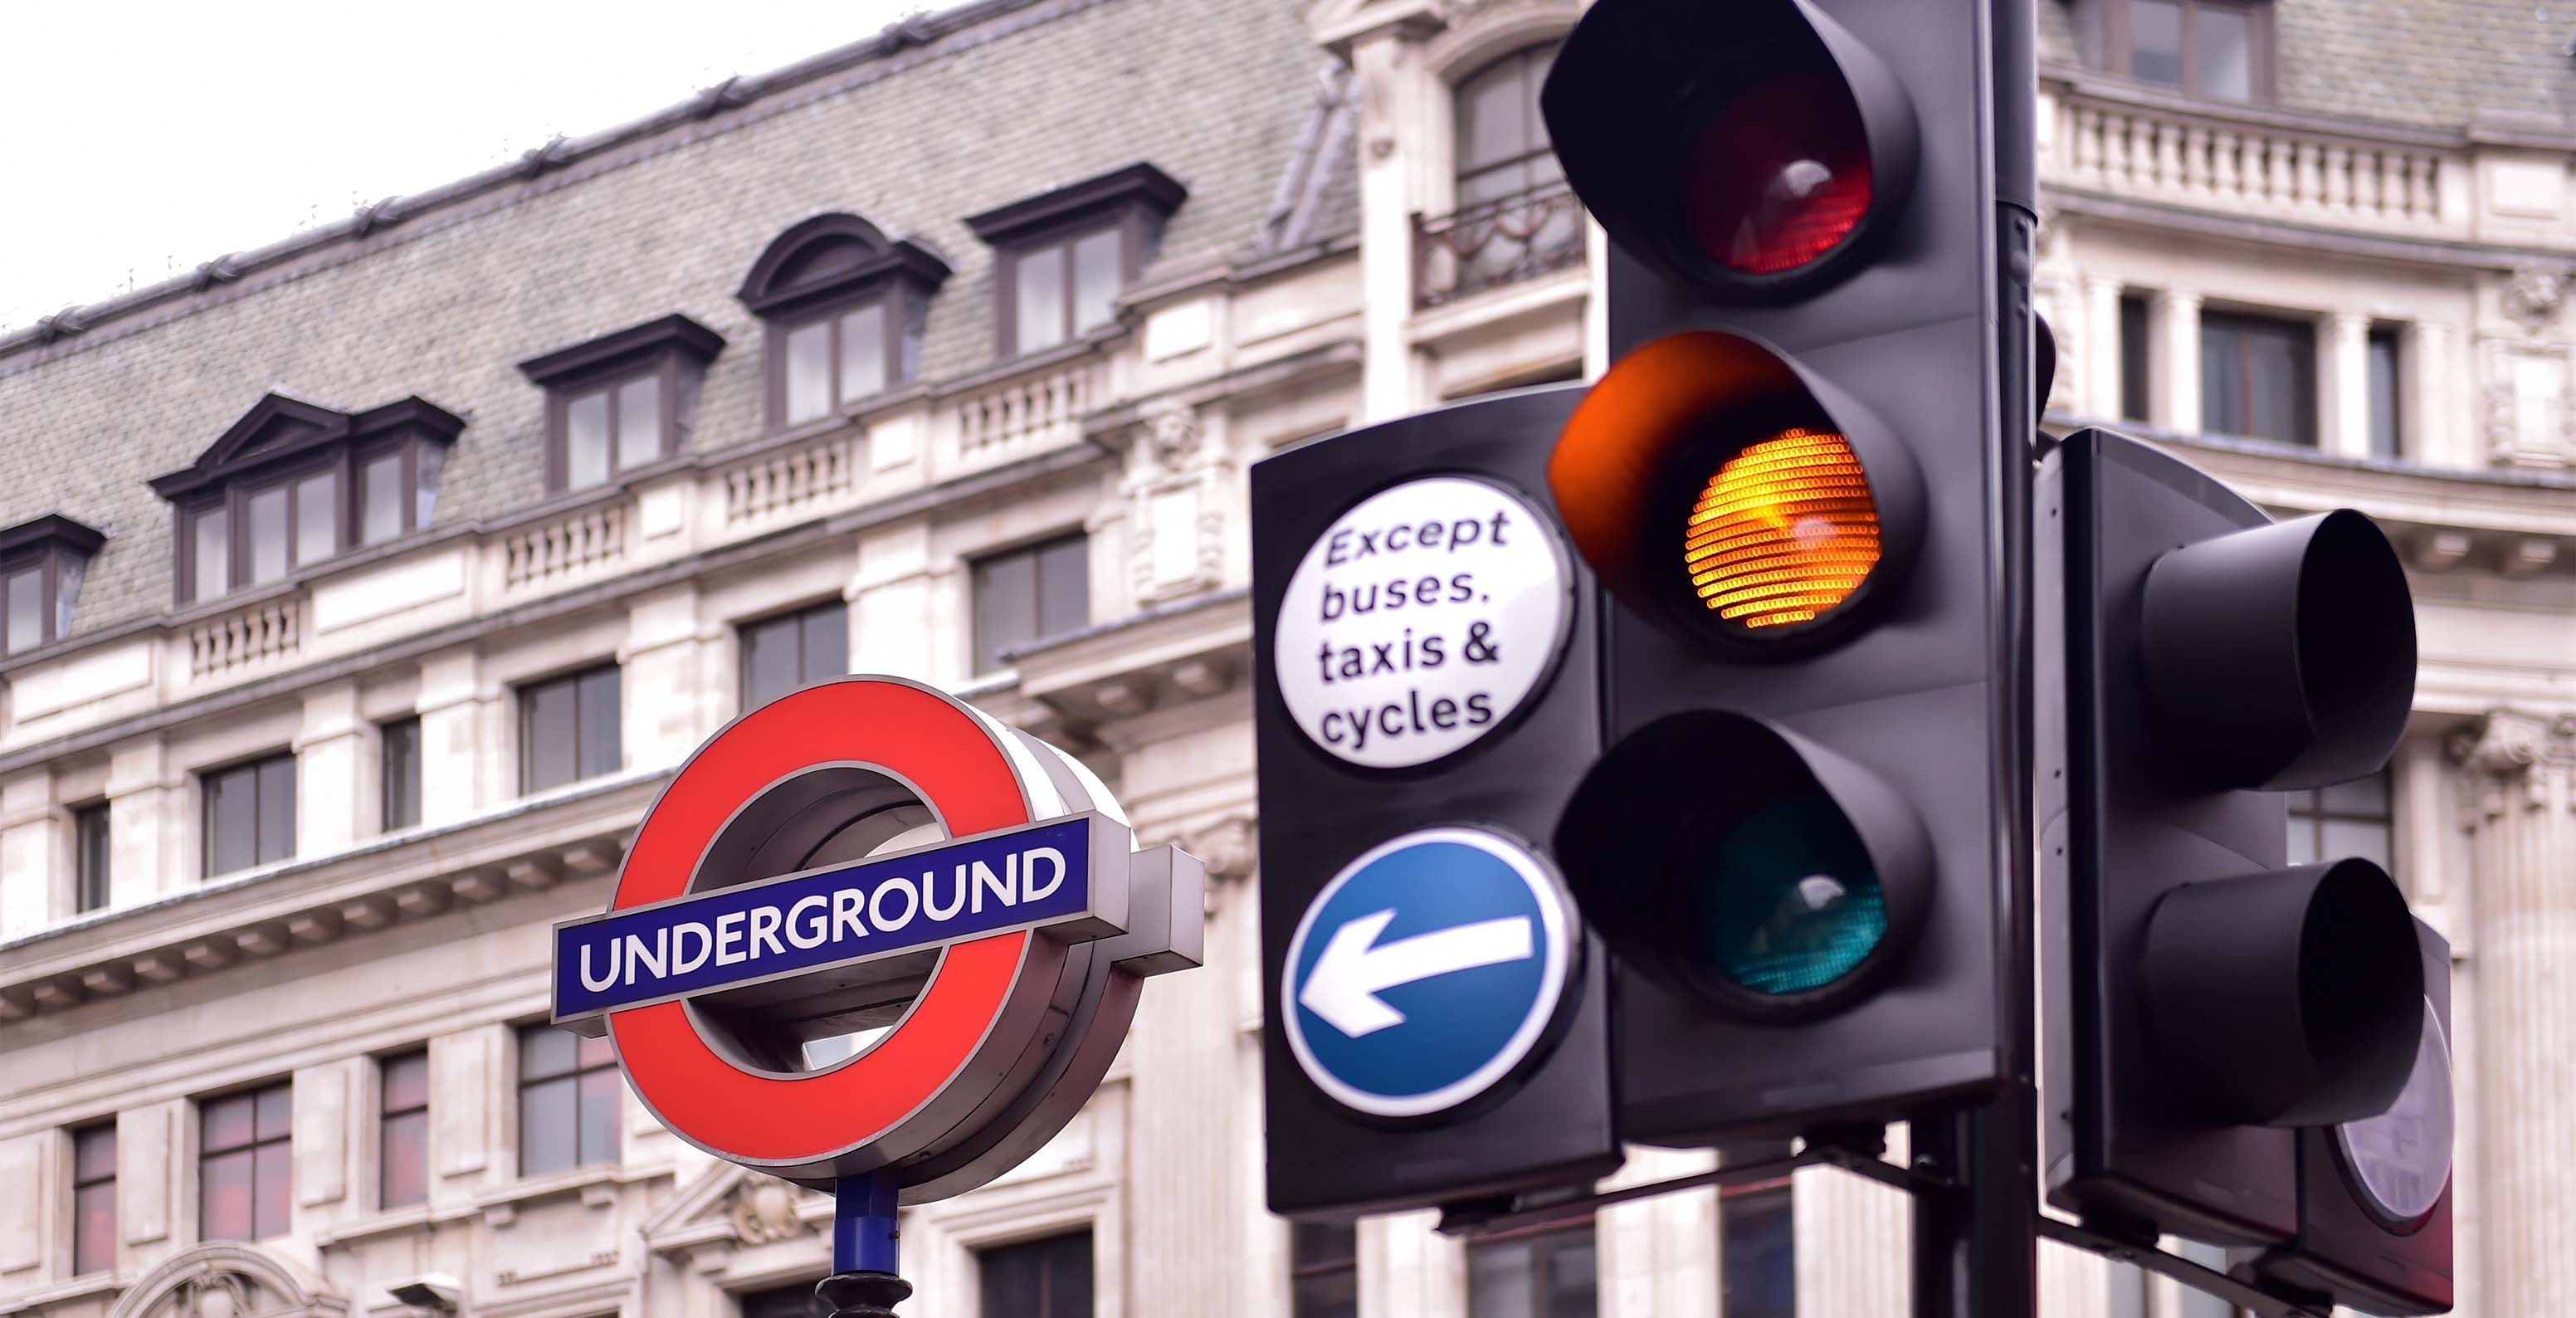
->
1686, 71, 1874, 276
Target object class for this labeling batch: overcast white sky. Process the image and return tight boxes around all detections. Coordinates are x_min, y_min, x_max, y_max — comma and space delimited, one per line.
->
0, 1, 929, 333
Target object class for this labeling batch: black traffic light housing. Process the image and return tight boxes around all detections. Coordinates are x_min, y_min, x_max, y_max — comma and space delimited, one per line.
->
1540, 0, 2022, 1144
2039, 427, 2431, 1249
1251, 384, 1622, 1217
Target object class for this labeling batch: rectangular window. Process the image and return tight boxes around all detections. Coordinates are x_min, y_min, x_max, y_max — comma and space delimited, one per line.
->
2289, 767, 2393, 874
1072, 231, 1124, 336
359, 452, 405, 546
778, 302, 897, 427
4, 564, 39, 654
1009, 227, 1126, 357
742, 1284, 826, 1318
2369, 327, 2403, 459
970, 535, 1090, 674
1466, 1221, 1598, 1318
1720, 1180, 1796, 1318
202, 753, 295, 879
978, 1230, 1093, 1318
74, 801, 110, 913
1290, 1222, 1359, 1318
559, 373, 668, 491
193, 508, 230, 603
381, 718, 422, 832
379, 1051, 429, 1209
740, 601, 850, 710
200, 1082, 290, 1242
2124, 0, 2264, 102
2119, 293, 2152, 422
71, 1122, 115, 1275
246, 486, 291, 584
520, 665, 622, 793
293, 471, 338, 568
2201, 310, 2316, 446
518, 1026, 619, 1176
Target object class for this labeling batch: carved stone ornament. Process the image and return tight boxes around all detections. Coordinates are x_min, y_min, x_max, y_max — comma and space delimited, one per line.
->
731, 1175, 812, 1245
173, 1273, 257, 1318
2448, 710, 2549, 776
1141, 398, 1205, 473
2504, 265, 2568, 335
108, 1242, 340, 1318
1187, 815, 1259, 884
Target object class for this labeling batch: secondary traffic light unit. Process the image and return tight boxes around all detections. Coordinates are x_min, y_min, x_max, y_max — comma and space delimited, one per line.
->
1541, 0, 2022, 1144
2038, 427, 2451, 1312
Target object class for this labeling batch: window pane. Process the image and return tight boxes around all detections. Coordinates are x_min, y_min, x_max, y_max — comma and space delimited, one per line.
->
1073, 231, 1123, 334
2120, 294, 2152, 422
617, 376, 663, 470
74, 1182, 115, 1273
360, 452, 405, 544
2323, 818, 2393, 871
743, 614, 802, 710
76, 1125, 117, 1181
2369, 330, 2403, 458
2132, 0, 2184, 87
578, 1032, 615, 1068
523, 677, 577, 792
1468, 1239, 1537, 1318
1721, 1187, 1797, 1318
77, 803, 112, 912
194, 509, 230, 601
201, 1148, 254, 1240
417, 442, 446, 527
247, 486, 290, 584
5, 566, 40, 653
256, 1083, 293, 1140
253, 1140, 290, 1238
2242, 323, 2311, 445
980, 1243, 1043, 1317
578, 666, 622, 781
382, 1109, 427, 1208
1016, 245, 1067, 354
786, 321, 833, 422
207, 764, 258, 877
744, 1286, 826, 1318
840, 305, 888, 400
1037, 536, 1091, 642
578, 1068, 622, 1167
295, 472, 338, 567
384, 1052, 430, 1111
972, 550, 1037, 673
203, 1092, 256, 1152
257, 756, 296, 864
1459, 57, 1533, 177
1542, 1233, 1597, 1318
521, 1024, 577, 1079
566, 389, 612, 489
520, 1076, 576, 1176
2321, 770, 2391, 814
2194, 4, 2254, 101
803, 603, 848, 687
383, 719, 422, 831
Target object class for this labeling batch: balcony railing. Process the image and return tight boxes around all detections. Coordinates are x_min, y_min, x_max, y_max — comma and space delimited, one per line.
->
1414, 183, 1588, 310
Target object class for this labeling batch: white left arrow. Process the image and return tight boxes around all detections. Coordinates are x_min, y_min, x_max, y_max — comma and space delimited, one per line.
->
1298, 909, 1535, 1039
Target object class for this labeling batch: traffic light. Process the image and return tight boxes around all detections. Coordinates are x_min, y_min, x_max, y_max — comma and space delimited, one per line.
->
1539, 0, 2025, 1143
2247, 918, 2454, 1315
2037, 428, 2434, 1262
1251, 384, 1622, 1217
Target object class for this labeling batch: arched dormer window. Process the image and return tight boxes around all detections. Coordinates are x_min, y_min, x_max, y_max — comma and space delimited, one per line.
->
1419, 41, 1581, 307
738, 214, 950, 429
1454, 41, 1564, 211
149, 392, 463, 606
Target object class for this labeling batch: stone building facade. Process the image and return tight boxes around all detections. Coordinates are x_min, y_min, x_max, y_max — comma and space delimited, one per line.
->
0, 1, 2569, 1316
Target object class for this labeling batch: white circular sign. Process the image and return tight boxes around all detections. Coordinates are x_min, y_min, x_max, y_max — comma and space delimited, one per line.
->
1272, 476, 1569, 769
2334, 999, 2453, 1224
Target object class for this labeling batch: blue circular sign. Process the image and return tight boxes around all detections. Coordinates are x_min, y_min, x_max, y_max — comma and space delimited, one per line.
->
1281, 827, 1574, 1118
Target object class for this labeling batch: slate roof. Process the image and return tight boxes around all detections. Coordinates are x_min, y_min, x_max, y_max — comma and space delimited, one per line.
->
0, 0, 1349, 637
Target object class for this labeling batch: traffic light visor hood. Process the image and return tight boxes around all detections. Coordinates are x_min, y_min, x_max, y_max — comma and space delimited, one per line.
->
1539, 0, 1919, 298
1554, 710, 1932, 1021
1549, 331, 1925, 653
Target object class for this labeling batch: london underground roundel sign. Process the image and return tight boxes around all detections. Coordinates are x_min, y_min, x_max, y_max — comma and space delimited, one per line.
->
552, 676, 1202, 1194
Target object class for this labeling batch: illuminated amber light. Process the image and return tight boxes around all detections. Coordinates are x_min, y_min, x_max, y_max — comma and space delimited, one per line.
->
1685, 428, 1881, 629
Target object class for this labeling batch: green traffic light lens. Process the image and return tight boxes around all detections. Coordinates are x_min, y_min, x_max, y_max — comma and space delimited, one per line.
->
1688, 797, 1889, 998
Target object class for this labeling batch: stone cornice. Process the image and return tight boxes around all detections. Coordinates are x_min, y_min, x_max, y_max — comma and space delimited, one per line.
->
2448, 710, 2576, 779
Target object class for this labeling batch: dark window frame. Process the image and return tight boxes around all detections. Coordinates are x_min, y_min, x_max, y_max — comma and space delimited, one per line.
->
71, 1120, 115, 1276
739, 599, 851, 710
378, 1050, 430, 1209
739, 1281, 828, 1318
381, 717, 423, 832
1465, 1215, 1598, 1318
1719, 1177, 1797, 1318
0, 515, 105, 656
969, 532, 1091, 675
198, 1080, 292, 1243
977, 1228, 1095, 1318
1289, 1220, 1359, 1318
2368, 325, 2403, 459
738, 213, 948, 430
154, 394, 461, 608
2119, 292, 2154, 423
518, 663, 624, 794
517, 315, 726, 495
200, 750, 296, 879
2200, 308, 2318, 447
516, 1024, 621, 1177
1451, 41, 1566, 206
965, 164, 1187, 360
72, 800, 110, 914
2095, 0, 2276, 104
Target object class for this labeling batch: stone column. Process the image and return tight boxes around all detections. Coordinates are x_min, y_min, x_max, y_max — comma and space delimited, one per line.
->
0, 768, 58, 936
2084, 276, 2128, 422
104, 736, 178, 906
1795, 1127, 1909, 1316
2155, 290, 2202, 434
1351, 30, 1434, 422
2448, 710, 2576, 1318
850, 521, 942, 682
621, 582, 710, 774
290, 1057, 362, 1239
1361, 1210, 1464, 1318
428, 1023, 510, 1203
416, 649, 497, 826
2323, 311, 2374, 459
1596, 1147, 1717, 1316
120, 1098, 186, 1277
2405, 320, 2456, 467
294, 680, 366, 855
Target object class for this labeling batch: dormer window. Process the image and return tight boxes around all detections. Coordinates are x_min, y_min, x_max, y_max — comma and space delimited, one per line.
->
965, 163, 1187, 359
2086, 0, 2273, 103
0, 515, 105, 654
738, 214, 949, 429
517, 314, 724, 493
150, 393, 463, 607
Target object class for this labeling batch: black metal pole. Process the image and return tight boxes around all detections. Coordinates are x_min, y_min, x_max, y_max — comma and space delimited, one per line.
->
1913, 2, 2041, 1316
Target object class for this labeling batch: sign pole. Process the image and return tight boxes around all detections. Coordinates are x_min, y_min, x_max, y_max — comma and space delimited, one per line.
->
817, 1170, 910, 1317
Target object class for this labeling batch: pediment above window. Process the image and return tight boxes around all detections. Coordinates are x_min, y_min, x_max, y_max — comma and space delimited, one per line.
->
737, 213, 952, 319
148, 391, 465, 502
